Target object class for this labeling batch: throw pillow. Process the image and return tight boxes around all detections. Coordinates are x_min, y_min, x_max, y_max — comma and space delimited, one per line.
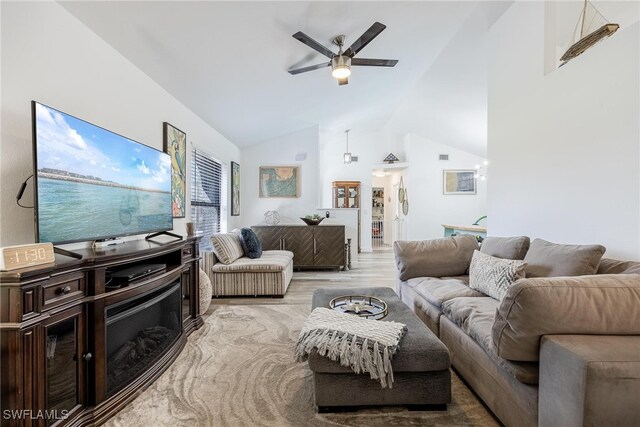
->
480, 236, 530, 260
523, 239, 606, 278
394, 235, 479, 281
469, 250, 527, 301
210, 233, 244, 264
597, 258, 640, 275
240, 228, 262, 259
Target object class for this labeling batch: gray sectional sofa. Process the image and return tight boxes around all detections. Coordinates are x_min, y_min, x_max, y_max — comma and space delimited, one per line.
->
394, 235, 640, 427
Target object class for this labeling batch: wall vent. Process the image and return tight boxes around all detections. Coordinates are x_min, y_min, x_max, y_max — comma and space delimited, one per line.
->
351, 156, 359, 162
439, 154, 449, 161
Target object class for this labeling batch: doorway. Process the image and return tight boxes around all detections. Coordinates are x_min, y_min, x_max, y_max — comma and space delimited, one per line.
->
372, 187, 385, 250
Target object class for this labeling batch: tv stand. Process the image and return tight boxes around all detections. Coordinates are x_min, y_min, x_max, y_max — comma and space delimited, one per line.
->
146, 230, 183, 241
53, 246, 83, 259
1, 237, 203, 426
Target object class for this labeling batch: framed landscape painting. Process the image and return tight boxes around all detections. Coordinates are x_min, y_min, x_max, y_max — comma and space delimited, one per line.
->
163, 122, 187, 217
443, 170, 476, 195
231, 161, 240, 216
259, 166, 300, 198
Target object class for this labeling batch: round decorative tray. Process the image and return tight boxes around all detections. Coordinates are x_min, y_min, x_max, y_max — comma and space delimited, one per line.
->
329, 295, 388, 320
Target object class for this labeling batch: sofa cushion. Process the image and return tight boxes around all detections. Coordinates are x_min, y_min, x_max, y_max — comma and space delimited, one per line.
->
211, 232, 245, 264
523, 239, 605, 278
442, 296, 499, 334
442, 297, 539, 384
597, 258, 640, 275
240, 228, 262, 259
261, 250, 294, 259
394, 235, 479, 281
480, 236, 530, 260
212, 250, 293, 273
469, 250, 527, 301
492, 274, 640, 362
406, 276, 484, 308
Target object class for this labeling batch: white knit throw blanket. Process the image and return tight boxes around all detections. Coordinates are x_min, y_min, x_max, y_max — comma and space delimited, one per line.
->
294, 307, 407, 388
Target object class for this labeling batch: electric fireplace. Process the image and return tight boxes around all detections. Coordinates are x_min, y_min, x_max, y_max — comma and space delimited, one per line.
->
105, 281, 182, 397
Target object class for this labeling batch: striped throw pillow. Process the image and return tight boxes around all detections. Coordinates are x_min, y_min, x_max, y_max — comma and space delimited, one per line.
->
469, 250, 527, 301
211, 233, 244, 265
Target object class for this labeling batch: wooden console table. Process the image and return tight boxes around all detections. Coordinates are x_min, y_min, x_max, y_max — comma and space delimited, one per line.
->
0, 237, 202, 426
252, 225, 345, 269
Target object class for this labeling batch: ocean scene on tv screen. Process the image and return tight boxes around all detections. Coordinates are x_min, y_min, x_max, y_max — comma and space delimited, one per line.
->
35, 103, 172, 243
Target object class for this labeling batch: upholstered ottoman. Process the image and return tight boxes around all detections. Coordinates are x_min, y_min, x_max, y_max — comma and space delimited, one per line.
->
308, 287, 451, 411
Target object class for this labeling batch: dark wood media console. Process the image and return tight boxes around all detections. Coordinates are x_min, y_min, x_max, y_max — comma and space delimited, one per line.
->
0, 237, 202, 426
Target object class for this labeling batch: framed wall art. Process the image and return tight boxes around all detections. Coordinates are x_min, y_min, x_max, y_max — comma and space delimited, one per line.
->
163, 122, 187, 217
443, 170, 476, 195
259, 166, 300, 198
231, 161, 240, 216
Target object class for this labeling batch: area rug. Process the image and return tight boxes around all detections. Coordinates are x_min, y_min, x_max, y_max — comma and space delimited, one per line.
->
105, 304, 498, 427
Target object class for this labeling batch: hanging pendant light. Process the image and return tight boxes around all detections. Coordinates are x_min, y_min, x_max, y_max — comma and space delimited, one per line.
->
343, 129, 352, 164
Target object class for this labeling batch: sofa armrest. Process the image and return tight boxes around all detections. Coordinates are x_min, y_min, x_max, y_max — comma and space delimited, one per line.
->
492, 274, 640, 362
393, 235, 478, 281
539, 335, 640, 427
201, 251, 218, 272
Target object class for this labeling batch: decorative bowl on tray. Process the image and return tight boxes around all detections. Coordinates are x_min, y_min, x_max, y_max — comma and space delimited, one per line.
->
329, 295, 388, 320
300, 215, 324, 226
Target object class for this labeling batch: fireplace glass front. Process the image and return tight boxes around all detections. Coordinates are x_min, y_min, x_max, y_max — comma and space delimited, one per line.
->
105, 281, 181, 397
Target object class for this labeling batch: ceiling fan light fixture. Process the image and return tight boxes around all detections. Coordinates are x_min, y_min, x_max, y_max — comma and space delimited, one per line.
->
331, 55, 352, 79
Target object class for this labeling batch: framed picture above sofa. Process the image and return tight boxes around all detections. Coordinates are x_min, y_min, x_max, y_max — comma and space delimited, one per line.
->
259, 166, 300, 198
443, 170, 476, 195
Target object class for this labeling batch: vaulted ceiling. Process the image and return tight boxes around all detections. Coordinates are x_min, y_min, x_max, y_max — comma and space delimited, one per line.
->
59, 1, 516, 153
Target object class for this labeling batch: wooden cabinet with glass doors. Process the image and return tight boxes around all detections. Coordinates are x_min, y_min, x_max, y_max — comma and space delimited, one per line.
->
332, 181, 361, 253
332, 181, 361, 209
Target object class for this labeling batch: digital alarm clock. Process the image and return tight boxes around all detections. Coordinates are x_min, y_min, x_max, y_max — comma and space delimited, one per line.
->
0, 243, 55, 271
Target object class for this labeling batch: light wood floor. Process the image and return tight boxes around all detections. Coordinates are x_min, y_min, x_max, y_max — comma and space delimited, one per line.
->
212, 247, 397, 306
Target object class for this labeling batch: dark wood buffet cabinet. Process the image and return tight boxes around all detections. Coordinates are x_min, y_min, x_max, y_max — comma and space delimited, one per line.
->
0, 237, 202, 427
252, 225, 345, 269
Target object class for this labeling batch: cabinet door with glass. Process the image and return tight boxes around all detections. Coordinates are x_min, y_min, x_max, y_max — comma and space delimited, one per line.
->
40, 304, 88, 426
332, 181, 361, 209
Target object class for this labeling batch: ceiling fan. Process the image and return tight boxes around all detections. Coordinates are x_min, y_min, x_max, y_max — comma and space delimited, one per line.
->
288, 22, 398, 86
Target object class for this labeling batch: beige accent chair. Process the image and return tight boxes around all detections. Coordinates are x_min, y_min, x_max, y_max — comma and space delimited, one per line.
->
202, 250, 293, 297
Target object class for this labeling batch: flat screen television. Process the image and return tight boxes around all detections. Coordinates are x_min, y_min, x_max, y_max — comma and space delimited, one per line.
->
32, 101, 173, 244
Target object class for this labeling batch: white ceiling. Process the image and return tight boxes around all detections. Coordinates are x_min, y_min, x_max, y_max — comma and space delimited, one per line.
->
386, 2, 510, 156
59, 1, 484, 147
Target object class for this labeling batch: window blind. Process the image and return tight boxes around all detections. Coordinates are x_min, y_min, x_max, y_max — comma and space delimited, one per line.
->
190, 148, 225, 251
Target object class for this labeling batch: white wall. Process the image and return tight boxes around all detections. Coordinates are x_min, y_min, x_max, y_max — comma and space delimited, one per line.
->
0, 1, 241, 247
487, 2, 640, 260
240, 126, 319, 226
319, 128, 406, 252
404, 134, 487, 240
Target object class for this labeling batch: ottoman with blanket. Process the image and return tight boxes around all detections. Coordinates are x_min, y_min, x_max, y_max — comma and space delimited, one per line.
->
305, 287, 451, 411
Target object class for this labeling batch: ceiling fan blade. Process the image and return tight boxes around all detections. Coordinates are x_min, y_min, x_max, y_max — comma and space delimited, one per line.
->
292, 31, 335, 59
343, 22, 386, 57
288, 62, 331, 75
351, 58, 398, 67
337, 77, 349, 86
